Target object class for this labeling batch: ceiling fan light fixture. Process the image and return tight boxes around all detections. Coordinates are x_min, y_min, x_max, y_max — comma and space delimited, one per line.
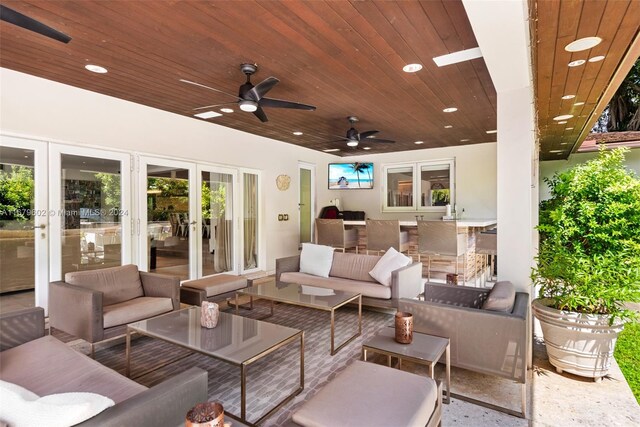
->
403, 63, 423, 73
347, 140, 359, 147
239, 100, 258, 112
565, 37, 602, 52
85, 64, 108, 74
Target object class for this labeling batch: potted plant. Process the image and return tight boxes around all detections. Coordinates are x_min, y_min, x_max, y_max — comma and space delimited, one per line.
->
531, 147, 640, 380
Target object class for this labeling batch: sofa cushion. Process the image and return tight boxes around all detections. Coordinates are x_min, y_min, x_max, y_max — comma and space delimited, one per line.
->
0, 336, 146, 403
482, 281, 516, 312
103, 296, 173, 328
65, 264, 144, 306
299, 243, 334, 278
369, 247, 412, 287
281, 272, 391, 299
182, 274, 247, 297
292, 360, 437, 427
329, 252, 381, 283
0, 379, 114, 427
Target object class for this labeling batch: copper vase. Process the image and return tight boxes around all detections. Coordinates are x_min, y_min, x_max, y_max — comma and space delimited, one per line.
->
395, 312, 413, 344
185, 402, 224, 427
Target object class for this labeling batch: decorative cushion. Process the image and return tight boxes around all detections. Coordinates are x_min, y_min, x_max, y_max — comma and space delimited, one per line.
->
0, 380, 114, 427
482, 281, 516, 312
329, 252, 381, 283
299, 243, 335, 278
369, 247, 412, 287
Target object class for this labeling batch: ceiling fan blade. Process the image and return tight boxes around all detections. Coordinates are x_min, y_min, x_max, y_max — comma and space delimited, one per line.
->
179, 79, 241, 100
359, 130, 380, 139
1, 5, 71, 43
253, 105, 269, 122
369, 138, 395, 143
193, 102, 237, 111
247, 77, 279, 102
259, 97, 316, 110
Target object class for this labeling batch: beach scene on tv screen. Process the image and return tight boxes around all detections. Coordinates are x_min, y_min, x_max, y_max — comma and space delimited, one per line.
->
329, 162, 373, 189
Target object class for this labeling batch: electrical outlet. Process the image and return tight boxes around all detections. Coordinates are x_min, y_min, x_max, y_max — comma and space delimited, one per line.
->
283, 214, 289, 221
278, 214, 284, 221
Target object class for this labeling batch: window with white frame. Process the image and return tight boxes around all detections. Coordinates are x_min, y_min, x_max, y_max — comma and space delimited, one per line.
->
382, 159, 455, 212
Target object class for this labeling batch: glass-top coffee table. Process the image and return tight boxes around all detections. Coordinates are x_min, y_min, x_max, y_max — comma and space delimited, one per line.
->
362, 327, 450, 404
126, 307, 304, 426
236, 282, 361, 355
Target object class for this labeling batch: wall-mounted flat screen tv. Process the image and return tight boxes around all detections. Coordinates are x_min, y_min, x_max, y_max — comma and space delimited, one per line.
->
328, 162, 374, 189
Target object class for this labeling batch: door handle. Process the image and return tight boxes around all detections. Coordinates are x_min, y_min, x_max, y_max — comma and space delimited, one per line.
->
27, 224, 46, 230
189, 221, 197, 225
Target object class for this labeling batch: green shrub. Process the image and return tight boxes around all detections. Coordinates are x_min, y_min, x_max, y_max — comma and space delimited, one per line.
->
532, 148, 640, 322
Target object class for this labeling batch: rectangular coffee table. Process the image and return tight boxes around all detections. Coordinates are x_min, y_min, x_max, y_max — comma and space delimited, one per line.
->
126, 307, 304, 426
236, 282, 361, 355
362, 327, 450, 404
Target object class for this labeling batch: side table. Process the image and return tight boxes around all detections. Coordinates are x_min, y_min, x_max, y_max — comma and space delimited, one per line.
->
362, 327, 450, 404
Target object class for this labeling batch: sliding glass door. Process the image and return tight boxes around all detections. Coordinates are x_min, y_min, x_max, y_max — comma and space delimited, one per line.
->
0, 136, 48, 313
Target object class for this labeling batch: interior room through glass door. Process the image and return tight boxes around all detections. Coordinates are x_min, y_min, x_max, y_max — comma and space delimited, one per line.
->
299, 164, 313, 246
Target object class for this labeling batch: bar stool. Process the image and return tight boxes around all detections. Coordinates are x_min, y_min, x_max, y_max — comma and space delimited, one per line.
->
315, 218, 358, 253
476, 229, 497, 285
416, 220, 467, 283
365, 219, 410, 254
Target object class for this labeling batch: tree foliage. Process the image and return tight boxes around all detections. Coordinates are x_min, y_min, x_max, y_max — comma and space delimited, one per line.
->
592, 58, 640, 132
533, 148, 640, 321
0, 166, 34, 221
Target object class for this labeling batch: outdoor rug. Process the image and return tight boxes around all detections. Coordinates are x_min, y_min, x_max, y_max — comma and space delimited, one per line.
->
94, 300, 392, 426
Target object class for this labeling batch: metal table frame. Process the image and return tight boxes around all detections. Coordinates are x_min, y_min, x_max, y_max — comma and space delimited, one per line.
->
236, 287, 362, 356
125, 317, 304, 426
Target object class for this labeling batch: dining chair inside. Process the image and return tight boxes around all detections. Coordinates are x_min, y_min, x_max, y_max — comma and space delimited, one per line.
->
417, 220, 467, 283
365, 219, 410, 254
315, 218, 358, 253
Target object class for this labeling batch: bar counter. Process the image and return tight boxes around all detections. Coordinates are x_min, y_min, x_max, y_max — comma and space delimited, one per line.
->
343, 219, 497, 283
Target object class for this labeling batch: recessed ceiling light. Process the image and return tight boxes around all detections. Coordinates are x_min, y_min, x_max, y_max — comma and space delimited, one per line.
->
460, 139, 470, 142
403, 63, 423, 73
292, 131, 303, 136
85, 64, 108, 74
414, 141, 424, 145
560, 142, 569, 145
557, 121, 567, 124
220, 108, 234, 113
565, 128, 574, 131
561, 94, 575, 100
574, 102, 585, 106
549, 150, 564, 153
433, 47, 482, 67
24, 155, 28, 158
443, 107, 458, 113
568, 59, 586, 67
194, 111, 222, 119
363, 147, 371, 150
444, 125, 453, 129
565, 36, 602, 52
589, 55, 605, 62
486, 130, 497, 134
323, 148, 340, 152
553, 114, 573, 121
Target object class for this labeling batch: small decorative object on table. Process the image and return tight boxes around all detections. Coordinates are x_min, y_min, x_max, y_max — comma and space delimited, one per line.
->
185, 402, 225, 427
395, 311, 413, 344
200, 302, 220, 329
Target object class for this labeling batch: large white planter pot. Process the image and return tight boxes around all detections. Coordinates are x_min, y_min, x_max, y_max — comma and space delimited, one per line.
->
532, 298, 625, 380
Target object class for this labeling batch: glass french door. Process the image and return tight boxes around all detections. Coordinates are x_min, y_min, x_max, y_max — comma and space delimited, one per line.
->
0, 136, 48, 313
139, 157, 196, 280
198, 165, 237, 277
49, 145, 132, 282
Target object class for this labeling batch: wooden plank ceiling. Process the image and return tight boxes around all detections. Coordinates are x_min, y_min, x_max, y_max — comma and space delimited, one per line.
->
0, 0, 497, 157
532, 0, 640, 161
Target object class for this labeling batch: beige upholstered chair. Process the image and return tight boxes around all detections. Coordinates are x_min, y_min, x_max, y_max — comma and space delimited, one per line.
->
417, 220, 467, 282
315, 218, 358, 253
49, 264, 179, 356
476, 229, 497, 284
365, 219, 410, 254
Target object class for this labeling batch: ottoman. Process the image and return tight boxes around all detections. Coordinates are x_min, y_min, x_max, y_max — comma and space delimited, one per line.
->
180, 274, 248, 306
292, 360, 442, 427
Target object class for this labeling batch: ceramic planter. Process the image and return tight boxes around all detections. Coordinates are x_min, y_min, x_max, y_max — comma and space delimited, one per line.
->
532, 298, 625, 381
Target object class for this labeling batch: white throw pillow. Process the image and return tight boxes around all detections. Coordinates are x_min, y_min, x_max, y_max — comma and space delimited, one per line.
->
0, 380, 115, 427
369, 247, 412, 287
299, 243, 335, 278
